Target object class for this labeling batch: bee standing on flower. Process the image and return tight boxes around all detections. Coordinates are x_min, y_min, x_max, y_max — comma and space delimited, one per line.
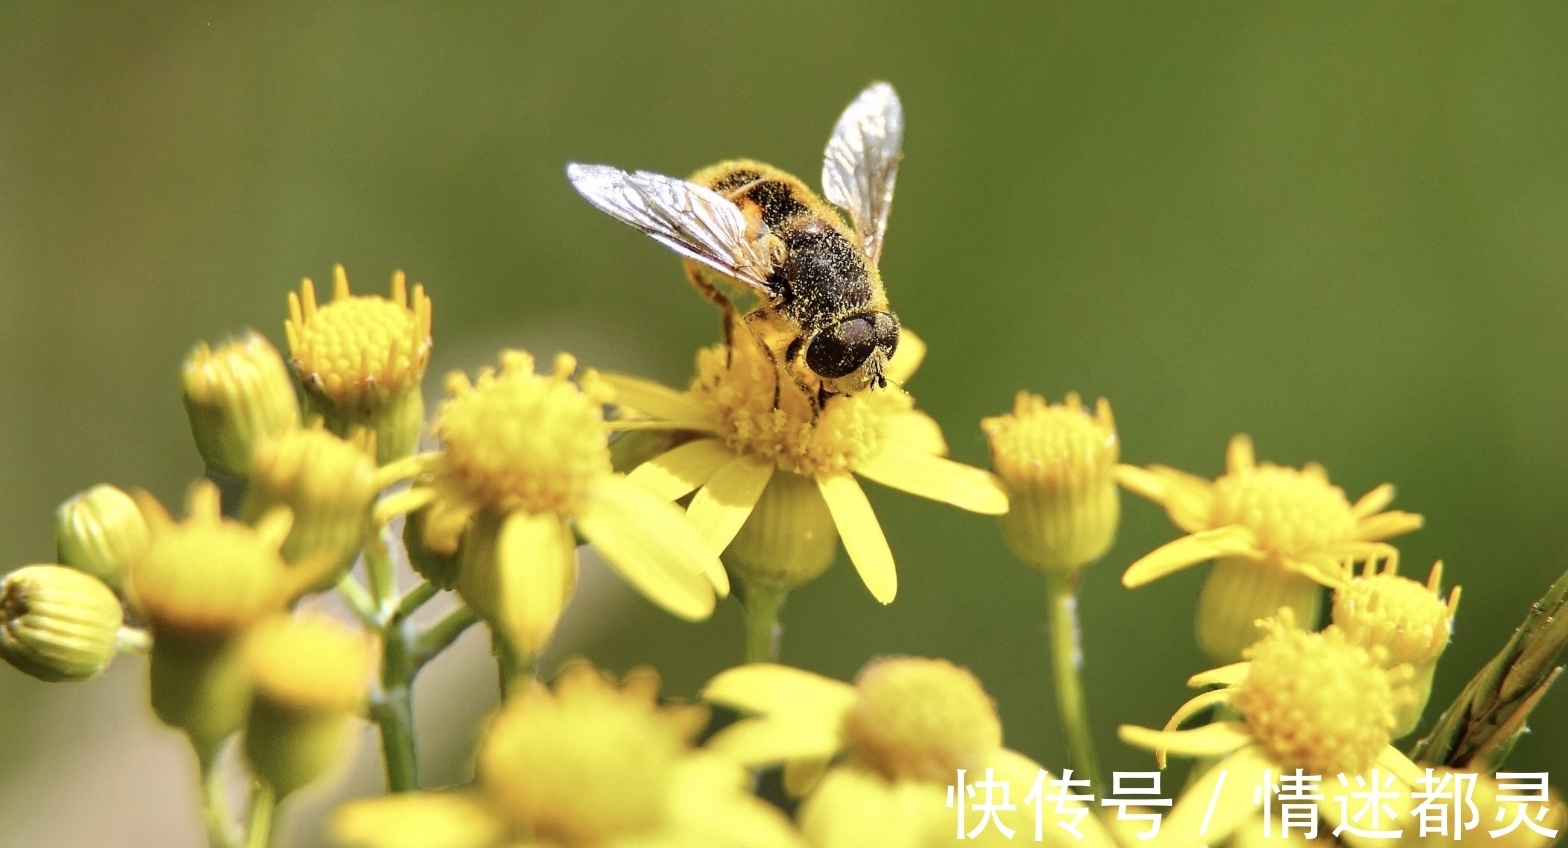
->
568, 81, 905, 403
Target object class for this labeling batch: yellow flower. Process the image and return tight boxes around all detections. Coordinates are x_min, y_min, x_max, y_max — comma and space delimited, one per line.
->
0, 564, 124, 682
982, 391, 1119, 575
54, 483, 150, 596
332, 662, 803, 848
243, 613, 375, 798
1333, 557, 1459, 737
182, 330, 302, 477
285, 265, 432, 464
378, 351, 725, 656
1119, 611, 1423, 848
606, 330, 1007, 604
703, 657, 1114, 848
1119, 434, 1423, 661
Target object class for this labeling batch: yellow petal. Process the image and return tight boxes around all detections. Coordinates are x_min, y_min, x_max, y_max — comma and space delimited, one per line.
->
494, 511, 578, 655
600, 372, 712, 424
1350, 483, 1396, 519
626, 438, 733, 501
706, 716, 843, 766
1353, 509, 1424, 542
1226, 434, 1255, 474
668, 753, 808, 848
884, 327, 926, 385
374, 485, 438, 526
817, 473, 895, 603
688, 454, 776, 554
1117, 464, 1214, 534
784, 757, 831, 797
1161, 745, 1271, 848
798, 767, 944, 848
1118, 721, 1253, 760
576, 476, 721, 619
988, 748, 1119, 848
1188, 661, 1250, 688
422, 486, 480, 555
882, 410, 948, 456
1374, 745, 1424, 786
331, 791, 507, 848
1121, 525, 1260, 588
856, 451, 1008, 515
703, 662, 859, 720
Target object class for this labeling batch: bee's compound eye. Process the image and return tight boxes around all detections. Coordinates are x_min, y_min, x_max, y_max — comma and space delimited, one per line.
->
806, 315, 896, 380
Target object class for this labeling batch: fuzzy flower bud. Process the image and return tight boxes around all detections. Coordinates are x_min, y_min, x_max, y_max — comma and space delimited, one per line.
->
982, 391, 1119, 574
244, 426, 380, 592
1334, 559, 1459, 737
286, 265, 432, 465
244, 614, 375, 798
182, 331, 302, 477
54, 484, 149, 595
843, 657, 1003, 784
0, 565, 123, 682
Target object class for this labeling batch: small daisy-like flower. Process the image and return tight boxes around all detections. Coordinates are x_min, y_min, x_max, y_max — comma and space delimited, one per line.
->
333, 662, 803, 848
606, 330, 1007, 604
0, 564, 124, 683
1119, 611, 1423, 847
285, 265, 432, 464
1119, 434, 1423, 662
982, 391, 1119, 575
703, 657, 1114, 848
379, 351, 726, 657
243, 613, 375, 798
1333, 557, 1460, 737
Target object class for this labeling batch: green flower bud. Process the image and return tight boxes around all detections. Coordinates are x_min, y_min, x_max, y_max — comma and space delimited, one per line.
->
0, 565, 123, 682
723, 470, 838, 590
244, 426, 379, 593
54, 483, 149, 595
183, 331, 302, 477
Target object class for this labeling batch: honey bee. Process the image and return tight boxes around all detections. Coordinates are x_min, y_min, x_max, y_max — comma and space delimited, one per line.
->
567, 82, 904, 401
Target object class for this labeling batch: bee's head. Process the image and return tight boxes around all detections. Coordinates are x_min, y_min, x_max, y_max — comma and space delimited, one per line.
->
805, 311, 900, 389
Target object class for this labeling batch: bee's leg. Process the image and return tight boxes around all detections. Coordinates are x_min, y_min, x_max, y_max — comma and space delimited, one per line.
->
683, 262, 740, 350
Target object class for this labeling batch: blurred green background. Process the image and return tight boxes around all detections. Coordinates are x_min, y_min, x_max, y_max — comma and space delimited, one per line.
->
3, 2, 1566, 845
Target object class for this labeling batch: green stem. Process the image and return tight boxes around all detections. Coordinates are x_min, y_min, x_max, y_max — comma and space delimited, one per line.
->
742, 582, 786, 664
365, 535, 396, 619
397, 581, 439, 619
1046, 572, 1103, 792
244, 783, 275, 848
494, 632, 533, 701
335, 574, 378, 627
411, 605, 479, 672
371, 614, 419, 792
199, 753, 239, 848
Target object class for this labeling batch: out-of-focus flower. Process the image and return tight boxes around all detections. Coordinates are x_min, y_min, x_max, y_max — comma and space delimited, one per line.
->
182, 331, 301, 477
54, 483, 149, 597
1334, 557, 1459, 736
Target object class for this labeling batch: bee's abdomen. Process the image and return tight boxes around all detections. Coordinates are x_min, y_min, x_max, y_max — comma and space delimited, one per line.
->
776, 223, 871, 325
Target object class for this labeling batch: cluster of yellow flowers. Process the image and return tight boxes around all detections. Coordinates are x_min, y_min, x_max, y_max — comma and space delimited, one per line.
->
1, 265, 1563, 848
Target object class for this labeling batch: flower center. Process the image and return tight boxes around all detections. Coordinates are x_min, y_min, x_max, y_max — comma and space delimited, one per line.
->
1333, 573, 1454, 667
1211, 466, 1355, 558
479, 686, 678, 845
690, 339, 907, 476
436, 351, 611, 516
134, 521, 289, 638
981, 391, 1117, 486
286, 267, 432, 410
1232, 621, 1403, 776
842, 657, 1002, 784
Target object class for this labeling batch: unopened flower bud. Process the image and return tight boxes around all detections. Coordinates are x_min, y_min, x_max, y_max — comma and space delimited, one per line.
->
285, 266, 432, 465
245, 426, 380, 593
982, 392, 1119, 574
1333, 559, 1459, 737
0, 565, 123, 682
54, 483, 149, 595
183, 331, 302, 477
244, 614, 374, 797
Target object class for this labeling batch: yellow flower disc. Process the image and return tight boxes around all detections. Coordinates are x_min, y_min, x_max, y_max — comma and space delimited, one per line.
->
1211, 466, 1355, 558
1232, 618, 1406, 776
479, 683, 678, 845
135, 518, 289, 639
982, 392, 1117, 486
286, 266, 432, 411
245, 614, 374, 714
691, 338, 910, 477
436, 351, 612, 516
1334, 572, 1454, 668
843, 657, 1002, 784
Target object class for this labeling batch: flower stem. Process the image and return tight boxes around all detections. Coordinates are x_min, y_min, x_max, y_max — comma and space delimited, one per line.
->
244, 783, 275, 848
396, 581, 439, 618
370, 615, 419, 792
494, 632, 533, 700
743, 582, 786, 664
411, 605, 479, 672
199, 752, 239, 848
1046, 572, 1102, 792
335, 573, 378, 627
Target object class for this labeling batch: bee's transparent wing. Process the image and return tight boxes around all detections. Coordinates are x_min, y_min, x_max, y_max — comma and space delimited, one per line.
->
821, 82, 904, 266
566, 163, 776, 295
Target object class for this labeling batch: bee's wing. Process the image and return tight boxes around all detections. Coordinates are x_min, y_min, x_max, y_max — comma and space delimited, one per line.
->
821, 81, 904, 266
566, 163, 777, 296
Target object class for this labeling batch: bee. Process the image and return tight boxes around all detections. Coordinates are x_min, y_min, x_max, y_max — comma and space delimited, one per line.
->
567, 81, 904, 402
